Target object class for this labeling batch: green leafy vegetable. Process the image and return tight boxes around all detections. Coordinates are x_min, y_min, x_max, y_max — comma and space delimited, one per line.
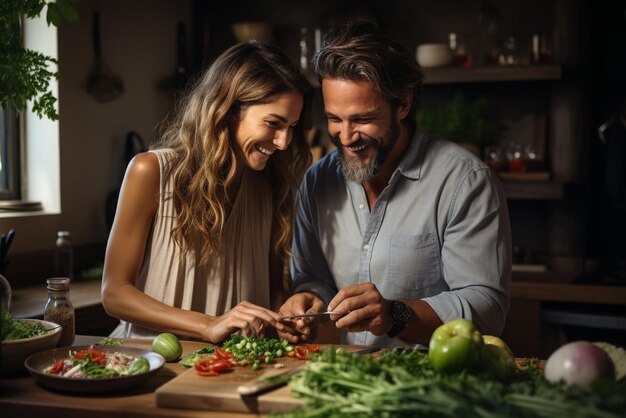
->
1, 312, 52, 340
222, 335, 294, 367
98, 337, 123, 346
75, 358, 119, 378
274, 347, 626, 418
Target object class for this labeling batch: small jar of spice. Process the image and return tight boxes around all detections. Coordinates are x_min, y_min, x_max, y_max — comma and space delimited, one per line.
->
43, 277, 75, 347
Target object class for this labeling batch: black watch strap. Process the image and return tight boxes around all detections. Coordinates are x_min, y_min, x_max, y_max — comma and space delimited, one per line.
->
387, 300, 412, 338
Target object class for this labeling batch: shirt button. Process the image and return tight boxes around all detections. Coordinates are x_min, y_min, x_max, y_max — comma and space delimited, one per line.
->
359, 203, 365, 209
363, 244, 369, 251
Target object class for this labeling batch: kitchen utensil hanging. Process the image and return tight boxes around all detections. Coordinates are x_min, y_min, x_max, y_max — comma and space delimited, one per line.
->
86, 11, 124, 102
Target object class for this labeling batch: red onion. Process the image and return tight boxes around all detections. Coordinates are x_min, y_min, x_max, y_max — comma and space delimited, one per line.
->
544, 341, 615, 389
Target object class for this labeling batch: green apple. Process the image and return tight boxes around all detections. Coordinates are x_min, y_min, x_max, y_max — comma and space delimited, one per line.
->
428, 318, 484, 373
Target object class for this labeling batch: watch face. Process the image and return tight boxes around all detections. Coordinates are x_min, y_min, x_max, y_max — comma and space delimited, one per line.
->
393, 301, 412, 323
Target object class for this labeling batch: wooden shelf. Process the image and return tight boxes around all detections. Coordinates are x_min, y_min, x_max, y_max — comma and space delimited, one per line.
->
502, 180, 564, 200
422, 65, 562, 84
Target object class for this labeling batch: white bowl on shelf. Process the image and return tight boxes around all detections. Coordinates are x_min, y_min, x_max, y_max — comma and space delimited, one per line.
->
416, 43, 453, 68
231, 22, 274, 42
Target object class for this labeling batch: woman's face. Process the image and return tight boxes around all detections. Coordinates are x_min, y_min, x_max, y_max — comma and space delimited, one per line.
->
233, 91, 304, 171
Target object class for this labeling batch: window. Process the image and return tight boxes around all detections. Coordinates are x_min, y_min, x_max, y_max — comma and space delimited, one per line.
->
0, 15, 58, 216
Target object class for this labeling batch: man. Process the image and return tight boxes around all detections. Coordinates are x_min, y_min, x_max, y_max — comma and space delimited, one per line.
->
278, 21, 511, 348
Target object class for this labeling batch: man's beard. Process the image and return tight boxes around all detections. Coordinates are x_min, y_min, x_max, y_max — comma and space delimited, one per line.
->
334, 123, 399, 183
339, 143, 383, 183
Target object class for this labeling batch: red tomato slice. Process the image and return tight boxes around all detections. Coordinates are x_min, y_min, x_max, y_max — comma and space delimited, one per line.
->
48, 359, 65, 375
214, 347, 232, 360
73, 349, 107, 365
194, 358, 232, 376
214, 347, 238, 366
294, 346, 309, 360
208, 360, 232, 373
305, 344, 320, 353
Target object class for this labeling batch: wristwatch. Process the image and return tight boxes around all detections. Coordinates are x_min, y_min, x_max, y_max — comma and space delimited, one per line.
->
387, 300, 412, 338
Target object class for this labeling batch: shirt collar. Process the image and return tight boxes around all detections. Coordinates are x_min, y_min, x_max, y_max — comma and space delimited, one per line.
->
395, 126, 427, 180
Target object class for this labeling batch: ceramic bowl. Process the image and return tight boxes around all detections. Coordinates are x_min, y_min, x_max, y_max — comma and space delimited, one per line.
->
1, 318, 62, 374
25, 345, 165, 392
416, 43, 453, 68
231, 21, 274, 42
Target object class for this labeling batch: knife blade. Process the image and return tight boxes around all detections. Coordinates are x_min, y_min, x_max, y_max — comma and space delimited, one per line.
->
278, 311, 349, 321
237, 346, 380, 397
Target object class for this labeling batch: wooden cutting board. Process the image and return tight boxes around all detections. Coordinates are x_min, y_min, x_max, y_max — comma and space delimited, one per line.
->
155, 355, 305, 414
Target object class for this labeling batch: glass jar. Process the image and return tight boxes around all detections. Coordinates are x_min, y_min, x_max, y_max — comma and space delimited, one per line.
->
43, 277, 75, 347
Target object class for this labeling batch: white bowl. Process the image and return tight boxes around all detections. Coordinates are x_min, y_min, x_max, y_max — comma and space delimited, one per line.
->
1, 318, 62, 374
416, 43, 453, 68
231, 22, 274, 42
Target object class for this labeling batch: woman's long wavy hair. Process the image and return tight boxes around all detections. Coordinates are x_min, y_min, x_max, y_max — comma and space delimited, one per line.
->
153, 41, 312, 264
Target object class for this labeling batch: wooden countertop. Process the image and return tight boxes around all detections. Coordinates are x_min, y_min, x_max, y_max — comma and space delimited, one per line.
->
11, 280, 103, 319
0, 336, 264, 418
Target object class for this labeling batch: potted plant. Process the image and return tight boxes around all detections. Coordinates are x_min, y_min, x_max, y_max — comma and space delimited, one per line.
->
1, 0, 80, 120
416, 91, 499, 156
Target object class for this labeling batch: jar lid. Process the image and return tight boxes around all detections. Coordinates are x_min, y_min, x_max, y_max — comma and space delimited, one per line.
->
47, 277, 70, 290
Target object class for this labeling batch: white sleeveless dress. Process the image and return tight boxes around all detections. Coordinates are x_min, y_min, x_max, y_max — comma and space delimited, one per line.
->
110, 148, 272, 338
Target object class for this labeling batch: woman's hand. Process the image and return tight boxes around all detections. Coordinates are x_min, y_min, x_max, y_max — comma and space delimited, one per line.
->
204, 301, 284, 343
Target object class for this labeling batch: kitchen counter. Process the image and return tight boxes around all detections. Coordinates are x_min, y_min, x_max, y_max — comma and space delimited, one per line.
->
0, 335, 266, 418
504, 281, 626, 358
11, 280, 103, 318
11, 280, 118, 336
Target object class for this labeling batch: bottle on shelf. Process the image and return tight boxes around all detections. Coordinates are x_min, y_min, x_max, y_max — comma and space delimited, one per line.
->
43, 277, 75, 347
54, 230, 74, 280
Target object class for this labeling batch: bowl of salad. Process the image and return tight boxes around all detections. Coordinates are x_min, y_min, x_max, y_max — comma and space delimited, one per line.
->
24, 345, 165, 392
1, 316, 62, 374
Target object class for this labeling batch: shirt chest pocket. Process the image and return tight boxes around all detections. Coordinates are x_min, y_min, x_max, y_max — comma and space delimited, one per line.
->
387, 233, 445, 299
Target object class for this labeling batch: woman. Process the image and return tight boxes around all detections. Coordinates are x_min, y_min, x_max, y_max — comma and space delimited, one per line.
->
102, 41, 312, 342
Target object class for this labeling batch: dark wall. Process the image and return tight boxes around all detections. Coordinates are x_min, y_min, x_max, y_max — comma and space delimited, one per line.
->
582, 1, 626, 282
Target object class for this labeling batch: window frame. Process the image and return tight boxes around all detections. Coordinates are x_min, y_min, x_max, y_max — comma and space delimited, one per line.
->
0, 107, 22, 201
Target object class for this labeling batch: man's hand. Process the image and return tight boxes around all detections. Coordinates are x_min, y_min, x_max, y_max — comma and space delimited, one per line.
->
328, 282, 394, 336
277, 292, 326, 343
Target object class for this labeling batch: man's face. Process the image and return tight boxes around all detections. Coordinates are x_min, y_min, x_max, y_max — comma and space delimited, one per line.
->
322, 78, 401, 183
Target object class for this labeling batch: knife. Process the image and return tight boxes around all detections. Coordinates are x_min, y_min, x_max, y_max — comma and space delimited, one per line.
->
237, 346, 380, 397
278, 311, 349, 321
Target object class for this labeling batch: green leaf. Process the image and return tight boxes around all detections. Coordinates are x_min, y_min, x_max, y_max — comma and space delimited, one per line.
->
46, 3, 60, 27
57, 0, 79, 23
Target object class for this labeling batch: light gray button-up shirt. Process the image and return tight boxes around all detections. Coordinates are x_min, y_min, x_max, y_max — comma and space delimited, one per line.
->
290, 128, 512, 348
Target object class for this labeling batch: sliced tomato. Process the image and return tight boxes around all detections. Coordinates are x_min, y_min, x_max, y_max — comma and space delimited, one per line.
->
214, 347, 238, 366
194, 358, 232, 376
48, 359, 66, 375
73, 349, 107, 365
305, 344, 320, 353
293, 344, 321, 360
294, 345, 309, 360
214, 347, 232, 360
